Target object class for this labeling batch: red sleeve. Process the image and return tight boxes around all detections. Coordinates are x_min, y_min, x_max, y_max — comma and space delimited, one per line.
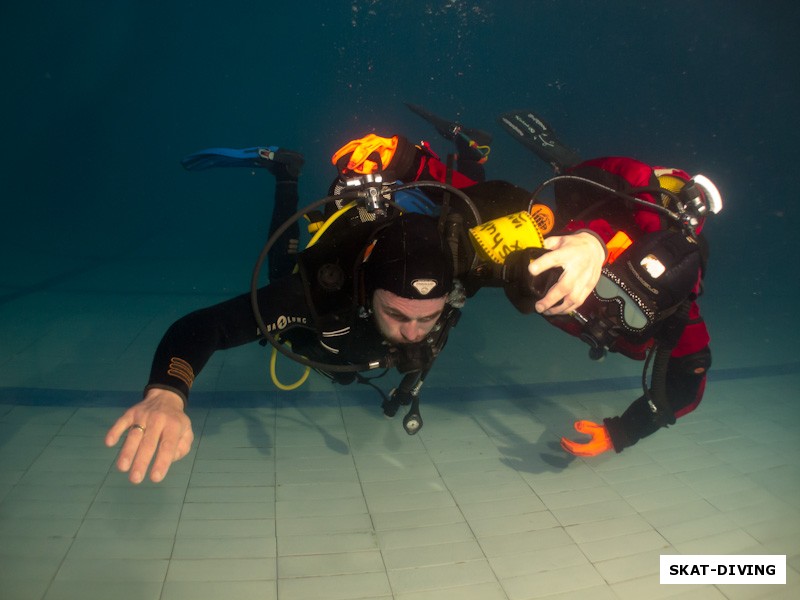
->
414, 144, 479, 188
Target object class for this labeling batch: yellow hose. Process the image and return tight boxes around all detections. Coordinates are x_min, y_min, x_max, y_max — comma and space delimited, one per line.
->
306, 200, 358, 248
269, 345, 311, 391
268, 201, 358, 391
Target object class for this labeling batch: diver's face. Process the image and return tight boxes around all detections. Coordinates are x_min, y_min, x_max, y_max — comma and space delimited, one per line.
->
372, 289, 447, 345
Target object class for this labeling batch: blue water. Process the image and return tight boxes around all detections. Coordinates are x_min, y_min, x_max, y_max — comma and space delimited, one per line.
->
3, 1, 798, 270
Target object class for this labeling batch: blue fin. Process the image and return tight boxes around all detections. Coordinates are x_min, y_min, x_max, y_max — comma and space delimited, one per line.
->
180, 146, 279, 171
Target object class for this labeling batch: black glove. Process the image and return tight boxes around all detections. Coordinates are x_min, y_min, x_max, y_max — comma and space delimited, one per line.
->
502, 248, 563, 314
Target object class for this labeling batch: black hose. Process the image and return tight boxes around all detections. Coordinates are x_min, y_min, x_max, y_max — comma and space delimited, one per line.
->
530, 175, 686, 229
250, 191, 395, 373
250, 180, 481, 375
644, 299, 692, 426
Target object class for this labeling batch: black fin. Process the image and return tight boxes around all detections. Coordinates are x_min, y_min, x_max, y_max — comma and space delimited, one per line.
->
497, 110, 581, 171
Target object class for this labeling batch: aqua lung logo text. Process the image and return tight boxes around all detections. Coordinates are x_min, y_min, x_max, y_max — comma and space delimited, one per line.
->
258, 315, 308, 335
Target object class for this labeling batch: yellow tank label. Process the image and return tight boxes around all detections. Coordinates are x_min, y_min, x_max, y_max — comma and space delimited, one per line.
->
468, 211, 544, 264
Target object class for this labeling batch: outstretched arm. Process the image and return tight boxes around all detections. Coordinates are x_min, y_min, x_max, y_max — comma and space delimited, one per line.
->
105, 276, 310, 483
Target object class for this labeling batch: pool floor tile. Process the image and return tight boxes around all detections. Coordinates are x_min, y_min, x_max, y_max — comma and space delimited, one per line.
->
2, 327, 799, 599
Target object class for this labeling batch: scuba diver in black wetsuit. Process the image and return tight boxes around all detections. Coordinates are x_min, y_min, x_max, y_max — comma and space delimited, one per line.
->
104, 115, 518, 484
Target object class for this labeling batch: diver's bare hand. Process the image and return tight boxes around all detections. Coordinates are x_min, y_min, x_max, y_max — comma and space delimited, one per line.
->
529, 231, 605, 315
104, 388, 193, 484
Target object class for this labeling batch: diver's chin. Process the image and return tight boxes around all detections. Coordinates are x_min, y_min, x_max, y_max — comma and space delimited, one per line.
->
383, 335, 420, 347
394, 339, 425, 347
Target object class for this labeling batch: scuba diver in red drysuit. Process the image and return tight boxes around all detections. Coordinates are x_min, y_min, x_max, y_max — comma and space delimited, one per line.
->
496, 111, 720, 455
333, 108, 720, 457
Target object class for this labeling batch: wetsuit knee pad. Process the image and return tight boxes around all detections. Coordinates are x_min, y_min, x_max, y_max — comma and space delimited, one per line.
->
672, 346, 712, 376
667, 346, 711, 415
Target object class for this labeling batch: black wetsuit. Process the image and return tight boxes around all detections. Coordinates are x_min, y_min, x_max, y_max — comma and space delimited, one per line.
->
145, 162, 395, 403
145, 145, 492, 404
145, 274, 394, 402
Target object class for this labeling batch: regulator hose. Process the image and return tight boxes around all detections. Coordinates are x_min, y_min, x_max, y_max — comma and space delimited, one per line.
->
250, 180, 480, 375
643, 299, 692, 426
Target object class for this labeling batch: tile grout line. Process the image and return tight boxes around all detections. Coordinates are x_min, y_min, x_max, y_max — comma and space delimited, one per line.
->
271, 390, 279, 596
413, 430, 513, 600
159, 407, 209, 600
38, 406, 95, 600
335, 386, 398, 599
